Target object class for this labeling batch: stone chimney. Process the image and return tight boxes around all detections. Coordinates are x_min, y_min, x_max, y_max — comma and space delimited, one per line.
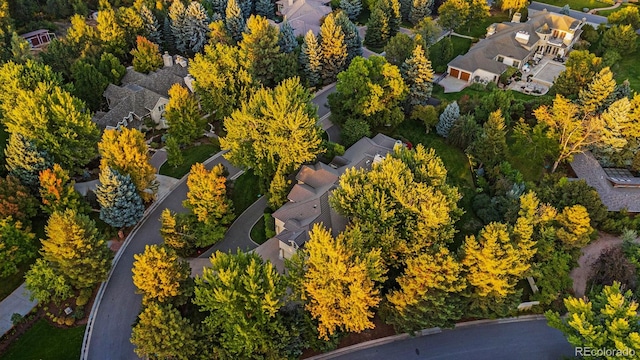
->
512, 12, 522, 23
162, 52, 173, 67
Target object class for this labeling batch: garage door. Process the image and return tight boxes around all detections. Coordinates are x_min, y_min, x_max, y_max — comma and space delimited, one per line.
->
460, 71, 471, 81
450, 68, 459, 78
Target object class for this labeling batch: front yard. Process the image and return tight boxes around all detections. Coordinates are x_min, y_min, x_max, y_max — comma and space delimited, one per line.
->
536, 0, 615, 10
159, 142, 220, 179
1, 319, 85, 360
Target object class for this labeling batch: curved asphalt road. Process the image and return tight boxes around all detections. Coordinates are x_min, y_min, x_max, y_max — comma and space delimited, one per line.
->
330, 320, 574, 360
85, 155, 241, 360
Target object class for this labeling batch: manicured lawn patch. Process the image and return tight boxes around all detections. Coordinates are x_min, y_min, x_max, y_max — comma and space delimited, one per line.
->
431, 84, 551, 104
536, 0, 613, 10
456, 12, 510, 38
429, 36, 473, 73
610, 37, 640, 93
1, 319, 85, 360
229, 170, 262, 217
250, 217, 267, 244
159, 143, 220, 179
596, 3, 638, 16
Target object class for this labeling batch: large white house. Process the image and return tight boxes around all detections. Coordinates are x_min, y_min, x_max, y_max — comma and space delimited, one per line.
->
447, 10, 585, 84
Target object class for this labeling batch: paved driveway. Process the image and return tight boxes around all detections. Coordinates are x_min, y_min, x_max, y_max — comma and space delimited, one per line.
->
84, 154, 240, 360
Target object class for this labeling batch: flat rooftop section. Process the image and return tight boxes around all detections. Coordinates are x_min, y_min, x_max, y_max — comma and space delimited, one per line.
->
603, 168, 640, 188
532, 61, 565, 86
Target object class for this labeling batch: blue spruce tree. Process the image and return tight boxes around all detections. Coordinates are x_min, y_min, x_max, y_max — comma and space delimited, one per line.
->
140, 5, 163, 47
184, 1, 210, 54
225, 0, 246, 42
278, 21, 297, 53
436, 101, 460, 138
256, 0, 274, 18
96, 167, 145, 229
335, 11, 362, 65
238, 0, 253, 19
4, 133, 53, 189
340, 0, 362, 22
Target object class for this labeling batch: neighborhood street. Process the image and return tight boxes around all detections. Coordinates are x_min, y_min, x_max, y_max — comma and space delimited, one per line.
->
329, 319, 574, 360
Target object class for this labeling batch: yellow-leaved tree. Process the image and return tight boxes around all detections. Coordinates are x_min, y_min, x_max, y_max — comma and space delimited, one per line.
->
98, 127, 157, 202
295, 224, 386, 339
132, 244, 192, 305
555, 204, 594, 250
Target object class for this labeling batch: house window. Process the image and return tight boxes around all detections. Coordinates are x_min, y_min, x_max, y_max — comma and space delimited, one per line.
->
158, 104, 166, 113
497, 56, 505, 63
513, 60, 520, 68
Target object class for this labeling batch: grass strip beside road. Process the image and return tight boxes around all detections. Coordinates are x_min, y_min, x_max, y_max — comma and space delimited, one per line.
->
1, 319, 85, 360
159, 143, 220, 179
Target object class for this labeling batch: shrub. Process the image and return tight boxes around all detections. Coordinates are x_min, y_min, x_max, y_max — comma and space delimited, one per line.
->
264, 213, 276, 239
11, 313, 24, 326
76, 289, 92, 306
65, 317, 76, 326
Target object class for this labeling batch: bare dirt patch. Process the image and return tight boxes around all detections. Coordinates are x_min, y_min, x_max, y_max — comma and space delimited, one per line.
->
570, 232, 624, 298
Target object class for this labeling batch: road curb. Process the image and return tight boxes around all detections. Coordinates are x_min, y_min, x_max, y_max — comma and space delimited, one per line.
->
80, 150, 229, 360
313, 83, 337, 98
304, 315, 546, 360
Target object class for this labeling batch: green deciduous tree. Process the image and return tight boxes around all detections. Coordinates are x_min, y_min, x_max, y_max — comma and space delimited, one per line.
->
132, 244, 192, 305
159, 208, 194, 256
553, 50, 603, 97
320, 12, 348, 84
25, 258, 73, 304
602, 24, 638, 55
4, 133, 53, 189
501, 0, 528, 17
608, 5, 640, 29
221, 77, 322, 192
70, 59, 110, 111
293, 225, 386, 339
438, 0, 470, 31
131, 36, 163, 74
39, 164, 85, 215
384, 247, 465, 333
96, 167, 145, 229
99, 127, 158, 202
194, 250, 292, 358
413, 17, 441, 46
130, 303, 197, 360
329, 56, 408, 129
546, 282, 640, 356
0, 218, 35, 278
189, 43, 256, 120
40, 209, 112, 291
384, 33, 415, 67
165, 84, 204, 145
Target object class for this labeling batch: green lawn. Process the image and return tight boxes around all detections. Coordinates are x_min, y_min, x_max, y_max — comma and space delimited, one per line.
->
159, 143, 220, 179
456, 12, 511, 39
610, 37, 640, 93
431, 84, 550, 104
229, 170, 262, 217
1, 320, 85, 360
536, 0, 613, 10
250, 217, 267, 244
430, 36, 473, 73
596, 2, 638, 16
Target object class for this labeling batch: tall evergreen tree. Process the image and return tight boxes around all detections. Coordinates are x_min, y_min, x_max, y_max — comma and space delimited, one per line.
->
225, 0, 246, 42
169, 0, 188, 53
0, 217, 35, 278
436, 101, 459, 138
340, 0, 363, 21
117, 6, 146, 50
399, 0, 411, 22
409, 0, 432, 25
240, 15, 282, 87
402, 44, 433, 110
256, 0, 274, 18
300, 30, 323, 87
40, 209, 112, 290
468, 109, 508, 168
183, 1, 210, 54
4, 133, 53, 189
96, 167, 145, 229
70, 60, 110, 111
319, 12, 347, 84
278, 20, 297, 53
364, 7, 390, 49
206, 0, 228, 18
379, 0, 401, 36
335, 11, 362, 65
163, 16, 176, 53
98, 52, 127, 85
140, 4, 163, 46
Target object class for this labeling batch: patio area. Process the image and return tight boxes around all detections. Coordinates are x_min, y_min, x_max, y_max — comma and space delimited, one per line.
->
506, 56, 565, 95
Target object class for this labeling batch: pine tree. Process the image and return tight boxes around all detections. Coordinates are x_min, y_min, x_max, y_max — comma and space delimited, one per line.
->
4, 133, 53, 189
130, 303, 197, 360
132, 244, 192, 305
469, 109, 508, 168
163, 16, 176, 53
183, 1, 210, 54
96, 167, 145, 229
169, 0, 188, 53
320, 12, 347, 84
294, 225, 385, 339
402, 44, 433, 110
409, 0, 431, 25
240, 15, 282, 87
436, 101, 459, 138
384, 247, 465, 333
364, 7, 390, 49
300, 30, 323, 87
256, 0, 274, 18
340, 0, 362, 22
98, 52, 126, 85
131, 36, 164, 73
225, 0, 246, 42
117, 6, 145, 50
165, 84, 204, 145
98, 127, 158, 202
335, 11, 362, 65
39, 164, 85, 215
399, 0, 411, 22
578, 67, 616, 114
140, 4, 163, 46
194, 250, 290, 358
379, 0, 401, 37
278, 20, 297, 53
206, 0, 228, 18
40, 209, 112, 290
0, 217, 35, 278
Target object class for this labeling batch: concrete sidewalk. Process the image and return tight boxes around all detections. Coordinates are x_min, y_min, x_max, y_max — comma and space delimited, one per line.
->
0, 283, 38, 336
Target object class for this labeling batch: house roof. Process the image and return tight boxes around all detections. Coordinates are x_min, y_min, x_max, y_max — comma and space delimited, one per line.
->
449, 11, 582, 75
272, 133, 398, 246
277, 0, 332, 36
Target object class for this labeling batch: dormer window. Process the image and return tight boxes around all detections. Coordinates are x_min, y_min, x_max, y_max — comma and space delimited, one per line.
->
497, 56, 505, 63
